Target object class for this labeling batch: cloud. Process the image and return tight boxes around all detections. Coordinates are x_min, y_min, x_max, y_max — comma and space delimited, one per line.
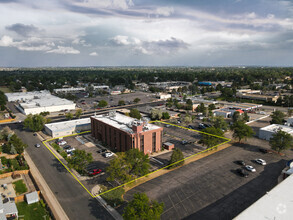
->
89, 52, 98, 56
5, 23, 41, 37
109, 35, 189, 55
155, 7, 174, 17
46, 46, 80, 54
0, 35, 13, 47
69, 0, 134, 10
72, 38, 91, 47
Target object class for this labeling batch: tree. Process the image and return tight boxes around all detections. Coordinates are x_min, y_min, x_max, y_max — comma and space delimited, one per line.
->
186, 99, 192, 106
129, 108, 141, 119
67, 149, 93, 174
270, 110, 285, 124
168, 148, 184, 169
118, 100, 125, 106
231, 121, 255, 142
288, 109, 293, 117
269, 130, 293, 153
23, 114, 46, 132
151, 109, 162, 120
106, 149, 150, 184
212, 116, 228, 131
123, 193, 164, 220
201, 127, 224, 148
98, 100, 108, 108
208, 104, 216, 111
182, 114, 192, 124
7, 134, 27, 154
65, 112, 73, 120
232, 111, 242, 123
75, 109, 82, 118
243, 112, 250, 122
162, 112, 170, 120
133, 98, 141, 103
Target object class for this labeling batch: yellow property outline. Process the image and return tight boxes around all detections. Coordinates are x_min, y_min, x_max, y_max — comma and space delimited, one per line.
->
42, 121, 231, 198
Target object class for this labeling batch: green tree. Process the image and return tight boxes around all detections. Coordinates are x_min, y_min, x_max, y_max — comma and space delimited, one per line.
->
168, 148, 184, 169
98, 100, 108, 108
7, 134, 27, 154
23, 114, 46, 132
208, 104, 216, 111
106, 154, 133, 183
270, 110, 285, 124
133, 98, 141, 103
129, 108, 141, 119
269, 130, 293, 153
150, 109, 162, 120
67, 149, 93, 174
232, 111, 242, 123
186, 99, 192, 106
118, 100, 125, 106
288, 109, 293, 117
201, 127, 224, 148
75, 109, 82, 118
162, 112, 170, 120
182, 114, 192, 124
125, 149, 150, 176
123, 193, 164, 220
65, 112, 73, 120
212, 116, 228, 131
231, 121, 255, 142
243, 112, 250, 122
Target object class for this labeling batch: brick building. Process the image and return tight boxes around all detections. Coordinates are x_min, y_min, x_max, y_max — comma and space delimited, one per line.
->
91, 112, 163, 154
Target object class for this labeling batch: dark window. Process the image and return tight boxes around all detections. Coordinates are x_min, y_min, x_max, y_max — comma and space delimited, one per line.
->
152, 132, 156, 152
141, 135, 144, 152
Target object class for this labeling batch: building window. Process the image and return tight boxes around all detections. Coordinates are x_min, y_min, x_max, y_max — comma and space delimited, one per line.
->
152, 132, 156, 152
140, 135, 144, 152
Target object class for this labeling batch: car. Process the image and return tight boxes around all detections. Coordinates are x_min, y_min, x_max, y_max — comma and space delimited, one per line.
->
177, 120, 181, 124
236, 160, 245, 166
65, 147, 75, 153
236, 168, 249, 177
198, 123, 206, 129
165, 124, 171, 128
67, 151, 74, 157
103, 152, 114, 158
35, 144, 40, 148
255, 159, 266, 165
245, 165, 256, 172
33, 133, 37, 136
63, 145, 71, 150
57, 140, 67, 146
259, 148, 268, 154
181, 140, 188, 145
88, 169, 102, 176
188, 125, 195, 129
198, 116, 204, 120
203, 123, 212, 128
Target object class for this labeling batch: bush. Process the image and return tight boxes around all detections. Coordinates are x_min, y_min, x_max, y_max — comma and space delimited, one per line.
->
1, 156, 8, 166
60, 151, 67, 159
51, 143, 61, 152
100, 186, 125, 207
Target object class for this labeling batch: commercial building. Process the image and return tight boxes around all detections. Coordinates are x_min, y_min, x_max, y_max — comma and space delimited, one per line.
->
93, 85, 109, 90
45, 118, 91, 138
213, 110, 232, 118
6, 91, 76, 115
236, 93, 279, 103
259, 124, 293, 140
91, 112, 163, 154
156, 93, 171, 100
149, 81, 191, 92
53, 87, 86, 93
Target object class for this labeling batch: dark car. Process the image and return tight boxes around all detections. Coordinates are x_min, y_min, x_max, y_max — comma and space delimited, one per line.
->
88, 169, 102, 176
188, 125, 195, 129
63, 145, 71, 150
203, 123, 212, 128
198, 123, 206, 129
236, 168, 249, 177
236, 160, 245, 166
259, 148, 268, 154
33, 133, 37, 136
98, 149, 107, 153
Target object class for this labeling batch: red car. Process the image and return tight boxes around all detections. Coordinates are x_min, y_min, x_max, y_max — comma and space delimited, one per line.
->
89, 169, 102, 176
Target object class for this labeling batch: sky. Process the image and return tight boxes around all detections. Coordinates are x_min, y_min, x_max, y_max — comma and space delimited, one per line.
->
0, 0, 293, 67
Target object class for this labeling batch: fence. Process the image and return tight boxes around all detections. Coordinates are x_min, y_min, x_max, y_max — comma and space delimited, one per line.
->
0, 170, 29, 179
14, 191, 41, 203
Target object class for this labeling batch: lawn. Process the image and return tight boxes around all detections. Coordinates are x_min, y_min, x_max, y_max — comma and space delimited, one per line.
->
0, 86, 11, 93
16, 201, 50, 220
13, 180, 27, 195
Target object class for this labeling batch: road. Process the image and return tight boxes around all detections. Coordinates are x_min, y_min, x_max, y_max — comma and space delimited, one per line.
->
1, 123, 113, 220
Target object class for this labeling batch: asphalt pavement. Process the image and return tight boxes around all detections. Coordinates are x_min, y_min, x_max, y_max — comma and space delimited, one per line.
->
1, 123, 113, 220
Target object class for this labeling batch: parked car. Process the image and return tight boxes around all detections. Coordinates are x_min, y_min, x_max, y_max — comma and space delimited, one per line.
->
236, 168, 249, 177
67, 151, 74, 157
65, 147, 75, 153
57, 140, 67, 146
198, 116, 204, 120
63, 145, 71, 150
98, 149, 107, 153
259, 148, 269, 154
255, 159, 266, 165
103, 152, 114, 158
165, 124, 171, 128
35, 143, 40, 148
181, 140, 188, 145
88, 169, 102, 176
188, 125, 195, 129
203, 123, 212, 128
198, 123, 206, 129
236, 160, 245, 166
245, 165, 256, 172
33, 133, 37, 136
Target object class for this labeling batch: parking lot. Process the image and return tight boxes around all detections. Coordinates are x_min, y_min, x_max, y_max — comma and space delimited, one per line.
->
76, 91, 156, 111
123, 140, 291, 219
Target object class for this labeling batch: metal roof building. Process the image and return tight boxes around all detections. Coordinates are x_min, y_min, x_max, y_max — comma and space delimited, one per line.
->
259, 124, 293, 141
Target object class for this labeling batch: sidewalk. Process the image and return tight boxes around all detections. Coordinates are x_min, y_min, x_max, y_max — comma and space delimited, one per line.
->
24, 151, 69, 220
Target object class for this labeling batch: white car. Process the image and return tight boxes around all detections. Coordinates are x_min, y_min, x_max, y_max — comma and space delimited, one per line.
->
57, 140, 67, 146
245, 165, 256, 172
35, 144, 40, 148
104, 152, 114, 158
65, 147, 75, 153
255, 159, 266, 165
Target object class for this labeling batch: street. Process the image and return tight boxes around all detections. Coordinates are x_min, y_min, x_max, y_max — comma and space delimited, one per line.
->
1, 123, 113, 220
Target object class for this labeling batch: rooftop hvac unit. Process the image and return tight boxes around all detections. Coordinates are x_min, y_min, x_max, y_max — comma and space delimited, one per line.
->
109, 110, 116, 118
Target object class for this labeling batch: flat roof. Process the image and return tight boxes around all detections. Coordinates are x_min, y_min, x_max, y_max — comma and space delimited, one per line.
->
260, 124, 293, 134
91, 112, 161, 134
45, 118, 90, 131
235, 175, 293, 220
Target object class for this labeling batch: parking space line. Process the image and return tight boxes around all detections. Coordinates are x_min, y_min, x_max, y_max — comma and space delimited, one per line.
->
41, 120, 231, 199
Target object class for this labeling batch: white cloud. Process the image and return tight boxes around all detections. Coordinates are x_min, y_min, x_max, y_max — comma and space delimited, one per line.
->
46, 46, 80, 54
155, 7, 174, 17
110, 35, 131, 46
0, 35, 14, 47
89, 52, 98, 56
71, 0, 134, 10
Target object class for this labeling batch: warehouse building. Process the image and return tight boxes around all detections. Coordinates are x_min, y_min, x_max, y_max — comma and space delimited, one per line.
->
91, 112, 163, 154
53, 87, 86, 93
6, 91, 76, 115
45, 118, 91, 138
259, 124, 293, 141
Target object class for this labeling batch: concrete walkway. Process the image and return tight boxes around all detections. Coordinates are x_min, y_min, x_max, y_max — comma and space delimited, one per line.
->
91, 185, 123, 220
24, 151, 69, 220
